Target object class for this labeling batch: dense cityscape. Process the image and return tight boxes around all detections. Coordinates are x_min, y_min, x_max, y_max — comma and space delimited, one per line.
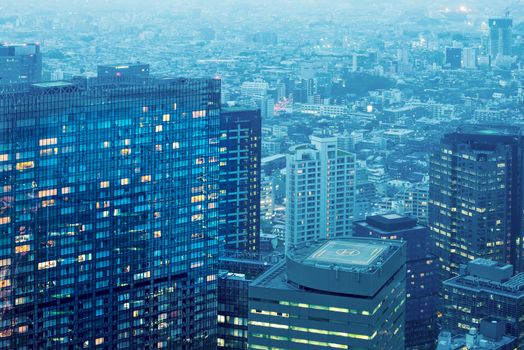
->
0, 0, 524, 349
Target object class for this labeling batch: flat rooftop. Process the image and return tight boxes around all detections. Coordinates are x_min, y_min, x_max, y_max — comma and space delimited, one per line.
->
307, 240, 385, 267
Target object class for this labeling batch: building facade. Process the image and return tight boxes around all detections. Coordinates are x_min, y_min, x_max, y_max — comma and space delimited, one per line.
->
429, 125, 524, 281
354, 214, 438, 349
248, 238, 406, 350
442, 259, 524, 348
0, 76, 221, 349
0, 43, 42, 85
219, 107, 261, 253
285, 135, 356, 248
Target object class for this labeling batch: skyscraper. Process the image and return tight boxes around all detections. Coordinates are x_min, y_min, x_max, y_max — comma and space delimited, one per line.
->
248, 238, 406, 350
0, 75, 221, 349
219, 107, 261, 253
489, 18, 513, 58
354, 214, 438, 350
0, 43, 42, 85
429, 125, 524, 281
285, 135, 356, 248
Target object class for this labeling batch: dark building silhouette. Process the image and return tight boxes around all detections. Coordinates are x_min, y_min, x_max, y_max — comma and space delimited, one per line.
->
445, 47, 463, 70
219, 107, 261, 253
0, 75, 221, 349
0, 43, 42, 85
489, 18, 513, 57
354, 214, 438, 350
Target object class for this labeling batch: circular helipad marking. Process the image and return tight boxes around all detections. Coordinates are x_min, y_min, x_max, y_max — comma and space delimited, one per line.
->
336, 248, 361, 257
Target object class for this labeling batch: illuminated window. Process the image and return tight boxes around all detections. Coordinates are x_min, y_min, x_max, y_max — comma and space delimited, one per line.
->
39, 138, 57, 147
191, 195, 205, 203
38, 260, 57, 270
192, 110, 206, 118
95, 337, 104, 345
172, 142, 180, 149
15, 245, 30, 253
141, 175, 151, 183
0, 154, 8, 162
0, 217, 10, 225
0, 280, 11, 288
143, 106, 149, 113
100, 181, 110, 189
38, 189, 57, 198
156, 125, 163, 132
16, 161, 34, 171
154, 231, 162, 238
163, 114, 170, 122
121, 148, 131, 156
121, 178, 130, 186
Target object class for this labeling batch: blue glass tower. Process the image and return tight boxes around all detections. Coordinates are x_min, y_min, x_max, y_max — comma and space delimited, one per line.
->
0, 76, 221, 349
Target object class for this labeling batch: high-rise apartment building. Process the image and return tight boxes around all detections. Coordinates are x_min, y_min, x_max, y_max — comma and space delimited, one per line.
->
429, 125, 524, 280
285, 135, 356, 248
354, 214, 438, 349
0, 75, 221, 349
248, 238, 407, 350
219, 107, 261, 253
442, 259, 524, 348
0, 43, 42, 85
489, 18, 513, 58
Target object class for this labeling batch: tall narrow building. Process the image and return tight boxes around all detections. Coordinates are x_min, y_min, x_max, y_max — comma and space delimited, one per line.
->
219, 107, 261, 253
0, 75, 221, 349
0, 43, 42, 85
489, 18, 513, 58
429, 125, 524, 281
285, 135, 356, 248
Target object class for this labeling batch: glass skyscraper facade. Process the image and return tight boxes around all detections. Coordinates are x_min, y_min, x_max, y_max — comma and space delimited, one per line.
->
0, 77, 221, 349
429, 125, 524, 281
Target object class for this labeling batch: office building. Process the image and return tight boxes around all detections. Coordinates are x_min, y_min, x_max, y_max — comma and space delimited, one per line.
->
442, 259, 524, 347
97, 63, 150, 80
248, 238, 407, 350
0, 43, 42, 85
219, 107, 261, 253
445, 47, 462, 69
285, 135, 356, 248
489, 18, 513, 58
0, 75, 221, 349
429, 125, 524, 280
354, 214, 438, 350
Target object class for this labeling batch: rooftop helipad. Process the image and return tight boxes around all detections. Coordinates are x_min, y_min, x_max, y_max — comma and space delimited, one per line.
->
306, 240, 387, 267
